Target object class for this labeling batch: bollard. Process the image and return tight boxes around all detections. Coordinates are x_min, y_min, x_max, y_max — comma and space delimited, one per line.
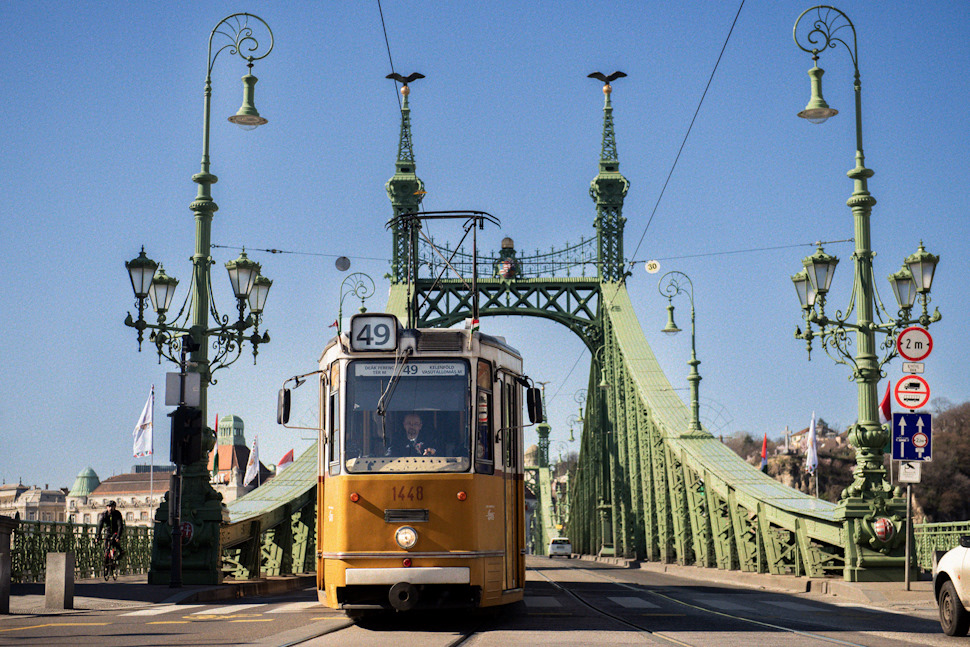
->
0, 515, 16, 615
45, 552, 75, 610
0, 552, 9, 614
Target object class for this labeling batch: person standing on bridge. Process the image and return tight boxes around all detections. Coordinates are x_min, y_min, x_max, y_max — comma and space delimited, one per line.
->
387, 413, 438, 457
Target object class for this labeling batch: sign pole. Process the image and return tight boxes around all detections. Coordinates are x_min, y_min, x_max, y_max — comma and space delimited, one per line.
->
905, 482, 912, 591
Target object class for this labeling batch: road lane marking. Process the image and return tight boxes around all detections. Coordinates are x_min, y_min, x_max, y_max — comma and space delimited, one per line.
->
230, 618, 275, 623
608, 596, 660, 609
0, 622, 110, 633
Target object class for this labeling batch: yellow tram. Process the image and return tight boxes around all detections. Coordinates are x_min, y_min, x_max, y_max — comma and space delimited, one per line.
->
279, 312, 541, 614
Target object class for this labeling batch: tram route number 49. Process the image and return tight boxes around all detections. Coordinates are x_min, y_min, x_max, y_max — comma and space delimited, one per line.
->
350, 314, 399, 351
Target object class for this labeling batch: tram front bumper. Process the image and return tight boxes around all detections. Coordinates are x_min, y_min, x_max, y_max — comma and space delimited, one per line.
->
345, 567, 470, 585
339, 567, 477, 611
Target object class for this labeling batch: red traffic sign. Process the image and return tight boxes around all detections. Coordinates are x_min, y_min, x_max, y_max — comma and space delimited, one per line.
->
894, 376, 930, 410
897, 327, 933, 362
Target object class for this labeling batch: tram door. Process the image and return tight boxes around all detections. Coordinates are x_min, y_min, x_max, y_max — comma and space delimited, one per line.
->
502, 376, 521, 590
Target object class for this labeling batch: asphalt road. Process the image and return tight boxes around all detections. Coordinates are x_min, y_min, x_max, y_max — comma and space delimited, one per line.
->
0, 557, 947, 647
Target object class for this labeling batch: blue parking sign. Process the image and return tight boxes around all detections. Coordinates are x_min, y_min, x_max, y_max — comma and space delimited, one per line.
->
891, 412, 932, 461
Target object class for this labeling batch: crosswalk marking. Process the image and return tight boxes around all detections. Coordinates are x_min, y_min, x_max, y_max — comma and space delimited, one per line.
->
191, 603, 266, 615
608, 596, 660, 609
266, 601, 323, 613
524, 596, 562, 608
122, 605, 203, 616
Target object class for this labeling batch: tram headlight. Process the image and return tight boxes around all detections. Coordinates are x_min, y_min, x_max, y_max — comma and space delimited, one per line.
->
395, 525, 418, 550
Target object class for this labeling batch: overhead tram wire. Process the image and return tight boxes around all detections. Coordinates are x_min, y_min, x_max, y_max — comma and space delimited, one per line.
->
629, 237, 854, 265
210, 243, 389, 264
377, 0, 401, 112
626, 0, 746, 267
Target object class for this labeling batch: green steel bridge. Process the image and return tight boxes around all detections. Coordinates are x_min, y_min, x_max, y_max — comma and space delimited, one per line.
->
216, 77, 910, 584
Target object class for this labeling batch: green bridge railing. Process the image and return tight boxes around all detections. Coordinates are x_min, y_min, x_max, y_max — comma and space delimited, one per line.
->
915, 521, 970, 571
11, 521, 153, 583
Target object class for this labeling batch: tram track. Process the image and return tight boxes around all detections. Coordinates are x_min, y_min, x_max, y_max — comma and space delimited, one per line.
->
530, 559, 874, 647
274, 611, 485, 647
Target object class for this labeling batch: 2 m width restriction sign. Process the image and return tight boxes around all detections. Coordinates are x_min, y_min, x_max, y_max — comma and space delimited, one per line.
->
894, 375, 930, 410
897, 326, 933, 362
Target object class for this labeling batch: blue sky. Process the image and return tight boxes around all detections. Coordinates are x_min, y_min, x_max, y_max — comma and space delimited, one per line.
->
2, 1, 968, 489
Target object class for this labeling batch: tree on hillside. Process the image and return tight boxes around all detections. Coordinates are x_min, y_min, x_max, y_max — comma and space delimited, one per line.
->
917, 400, 970, 522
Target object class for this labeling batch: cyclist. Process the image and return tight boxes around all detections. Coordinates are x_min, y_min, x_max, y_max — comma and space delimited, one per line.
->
96, 500, 125, 561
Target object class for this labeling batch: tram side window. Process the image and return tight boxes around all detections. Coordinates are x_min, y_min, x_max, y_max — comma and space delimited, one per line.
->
328, 390, 340, 475
476, 360, 494, 474
504, 381, 515, 469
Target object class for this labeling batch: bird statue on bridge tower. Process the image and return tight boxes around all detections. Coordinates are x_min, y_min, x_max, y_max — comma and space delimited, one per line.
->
587, 70, 627, 94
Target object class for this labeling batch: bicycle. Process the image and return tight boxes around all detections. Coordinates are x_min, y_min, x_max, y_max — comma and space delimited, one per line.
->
102, 533, 122, 581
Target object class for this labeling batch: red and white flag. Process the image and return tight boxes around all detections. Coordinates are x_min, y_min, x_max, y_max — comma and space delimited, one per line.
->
879, 380, 892, 425
278, 449, 294, 471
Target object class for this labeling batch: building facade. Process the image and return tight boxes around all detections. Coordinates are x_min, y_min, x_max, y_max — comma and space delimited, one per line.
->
0, 483, 67, 522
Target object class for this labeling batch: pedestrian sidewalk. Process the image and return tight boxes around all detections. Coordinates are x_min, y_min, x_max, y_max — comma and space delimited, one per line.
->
6, 573, 315, 617
579, 554, 937, 611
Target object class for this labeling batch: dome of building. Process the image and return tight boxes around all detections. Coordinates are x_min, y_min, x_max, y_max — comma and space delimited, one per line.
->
68, 467, 100, 497
525, 444, 539, 467
218, 415, 246, 446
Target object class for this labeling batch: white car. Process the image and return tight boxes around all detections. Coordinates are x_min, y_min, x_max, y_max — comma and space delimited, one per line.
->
548, 537, 572, 558
933, 536, 970, 635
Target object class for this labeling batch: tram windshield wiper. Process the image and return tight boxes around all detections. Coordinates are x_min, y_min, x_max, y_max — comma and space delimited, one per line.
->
376, 346, 414, 420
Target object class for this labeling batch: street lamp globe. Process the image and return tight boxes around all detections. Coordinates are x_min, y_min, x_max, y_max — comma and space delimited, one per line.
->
227, 73, 268, 131
797, 65, 839, 124
887, 266, 917, 311
148, 266, 179, 314
248, 274, 272, 315
126, 247, 158, 299
791, 268, 817, 310
801, 245, 838, 295
225, 249, 260, 300
661, 301, 681, 335
905, 242, 939, 294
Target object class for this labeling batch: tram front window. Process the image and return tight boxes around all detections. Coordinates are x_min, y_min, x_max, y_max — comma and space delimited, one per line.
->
344, 359, 470, 473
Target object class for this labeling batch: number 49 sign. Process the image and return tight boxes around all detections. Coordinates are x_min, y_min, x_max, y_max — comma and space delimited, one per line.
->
349, 313, 399, 351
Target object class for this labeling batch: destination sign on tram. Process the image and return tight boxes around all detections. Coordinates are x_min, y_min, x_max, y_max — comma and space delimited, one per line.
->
353, 361, 467, 377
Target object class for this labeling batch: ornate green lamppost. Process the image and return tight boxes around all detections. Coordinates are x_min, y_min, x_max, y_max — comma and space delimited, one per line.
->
337, 272, 376, 336
658, 271, 710, 438
124, 13, 274, 585
792, 6, 940, 580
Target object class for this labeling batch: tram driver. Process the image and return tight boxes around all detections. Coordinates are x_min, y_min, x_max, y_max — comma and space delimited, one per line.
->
386, 413, 439, 457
